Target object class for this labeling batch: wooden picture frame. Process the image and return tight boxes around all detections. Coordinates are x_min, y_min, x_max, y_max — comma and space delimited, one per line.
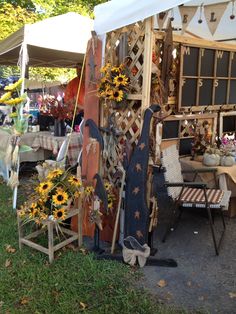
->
219, 111, 236, 137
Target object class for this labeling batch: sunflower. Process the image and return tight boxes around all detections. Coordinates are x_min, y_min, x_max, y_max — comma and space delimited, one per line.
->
112, 89, 123, 102
30, 202, 37, 209
101, 76, 109, 84
68, 175, 82, 188
0, 92, 12, 103
29, 206, 39, 219
113, 74, 128, 87
47, 168, 63, 180
108, 192, 116, 209
18, 208, 27, 218
111, 66, 120, 73
104, 181, 112, 191
84, 186, 94, 196
53, 208, 67, 221
4, 78, 23, 91
108, 197, 113, 209
100, 63, 111, 73
4, 97, 25, 106
39, 212, 48, 221
98, 90, 106, 97
52, 189, 69, 206
74, 191, 82, 198
38, 196, 48, 205
38, 181, 53, 195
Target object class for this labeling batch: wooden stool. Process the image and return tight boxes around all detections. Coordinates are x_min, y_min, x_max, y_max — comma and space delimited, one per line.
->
17, 207, 83, 263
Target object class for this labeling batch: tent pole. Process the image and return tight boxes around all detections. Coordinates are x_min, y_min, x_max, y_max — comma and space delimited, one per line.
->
13, 40, 28, 211
20, 42, 27, 95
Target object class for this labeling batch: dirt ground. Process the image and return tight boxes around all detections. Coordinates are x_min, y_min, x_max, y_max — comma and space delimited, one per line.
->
141, 169, 236, 313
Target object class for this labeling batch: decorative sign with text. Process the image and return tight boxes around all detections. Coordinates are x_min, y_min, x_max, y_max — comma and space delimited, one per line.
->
178, 45, 236, 111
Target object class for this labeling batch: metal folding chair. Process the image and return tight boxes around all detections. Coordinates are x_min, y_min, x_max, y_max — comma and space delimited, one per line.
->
161, 144, 231, 255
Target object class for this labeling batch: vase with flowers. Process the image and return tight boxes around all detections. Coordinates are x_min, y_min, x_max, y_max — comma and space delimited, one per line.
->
40, 95, 76, 136
191, 120, 212, 161
97, 62, 130, 109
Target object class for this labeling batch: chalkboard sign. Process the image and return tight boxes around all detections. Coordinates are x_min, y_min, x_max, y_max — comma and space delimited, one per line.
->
216, 51, 229, 77
200, 49, 214, 77
183, 47, 198, 76
162, 120, 179, 139
215, 80, 227, 105
181, 79, 197, 107
179, 138, 193, 156
223, 116, 236, 133
179, 45, 236, 110
231, 53, 236, 77
229, 80, 236, 103
219, 112, 236, 136
199, 79, 213, 106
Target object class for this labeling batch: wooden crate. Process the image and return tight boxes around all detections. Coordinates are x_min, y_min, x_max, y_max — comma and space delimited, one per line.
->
17, 207, 83, 263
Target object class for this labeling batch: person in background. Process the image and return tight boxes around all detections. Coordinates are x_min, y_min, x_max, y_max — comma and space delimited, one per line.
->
64, 63, 85, 127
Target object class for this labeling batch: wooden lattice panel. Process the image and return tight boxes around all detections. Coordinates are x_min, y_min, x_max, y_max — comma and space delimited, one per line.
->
102, 22, 146, 182
105, 21, 145, 95
101, 100, 142, 182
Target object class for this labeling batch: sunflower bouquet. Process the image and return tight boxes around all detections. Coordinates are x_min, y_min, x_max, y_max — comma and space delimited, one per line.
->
104, 180, 116, 211
0, 78, 32, 188
0, 78, 30, 135
97, 62, 130, 108
18, 168, 84, 226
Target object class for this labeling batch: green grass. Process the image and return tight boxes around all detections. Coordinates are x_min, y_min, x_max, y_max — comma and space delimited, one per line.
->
0, 180, 189, 314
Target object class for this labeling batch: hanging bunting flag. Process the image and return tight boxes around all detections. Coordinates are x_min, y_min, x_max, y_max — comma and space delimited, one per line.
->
157, 10, 169, 30
179, 6, 198, 34
204, 2, 228, 35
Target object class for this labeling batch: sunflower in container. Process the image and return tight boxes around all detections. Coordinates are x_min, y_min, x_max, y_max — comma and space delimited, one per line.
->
18, 168, 84, 227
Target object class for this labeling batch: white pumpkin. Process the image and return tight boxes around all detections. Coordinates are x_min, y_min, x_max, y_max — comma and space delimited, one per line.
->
203, 153, 220, 166
220, 155, 235, 167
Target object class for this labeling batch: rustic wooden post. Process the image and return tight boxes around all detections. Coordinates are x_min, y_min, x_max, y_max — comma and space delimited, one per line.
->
141, 17, 153, 114
71, 33, 103, 238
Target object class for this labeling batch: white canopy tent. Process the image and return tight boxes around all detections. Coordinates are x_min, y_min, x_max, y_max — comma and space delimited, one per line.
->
0, 12, 94, 68
0, 12, 93, 209
94, 0, 236, 41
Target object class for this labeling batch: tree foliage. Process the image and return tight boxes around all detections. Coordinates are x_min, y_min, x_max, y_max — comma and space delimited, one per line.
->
0, 0, 107, 82
0, 3, 38, 41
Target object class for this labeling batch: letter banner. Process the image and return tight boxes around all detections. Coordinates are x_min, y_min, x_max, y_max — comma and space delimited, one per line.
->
204, 3, 228, 35
179, 6, 198, 34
